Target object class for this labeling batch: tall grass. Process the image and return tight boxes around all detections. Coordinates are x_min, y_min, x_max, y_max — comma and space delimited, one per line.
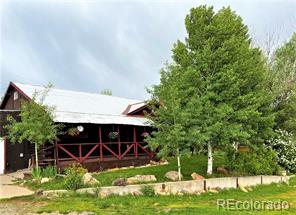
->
31, 166, 57, 180
42, 166, 57, 178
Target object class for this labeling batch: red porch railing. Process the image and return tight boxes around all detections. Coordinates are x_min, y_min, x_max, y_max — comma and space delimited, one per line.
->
56, 142, 153, 164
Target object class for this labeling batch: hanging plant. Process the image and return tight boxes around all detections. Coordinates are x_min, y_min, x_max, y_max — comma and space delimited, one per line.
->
67, 127, 80, 136
108, 131, 119, 139
141, 132, 150, 137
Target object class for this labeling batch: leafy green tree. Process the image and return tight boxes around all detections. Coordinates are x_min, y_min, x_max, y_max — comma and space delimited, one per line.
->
269, 33, 296, 133
100, 89, 112, 96
147, 64, 191, 180
5, 84, 62, 168
148, 5, 275, 175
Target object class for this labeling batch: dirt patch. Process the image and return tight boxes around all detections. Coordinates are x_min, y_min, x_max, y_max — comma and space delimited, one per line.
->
0, 200, 94, 215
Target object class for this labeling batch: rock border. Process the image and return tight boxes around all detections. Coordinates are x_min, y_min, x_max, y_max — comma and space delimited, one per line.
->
41, 175, 291, 198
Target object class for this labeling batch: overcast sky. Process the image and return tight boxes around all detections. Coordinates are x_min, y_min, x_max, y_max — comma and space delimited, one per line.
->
1, 0, 295, 99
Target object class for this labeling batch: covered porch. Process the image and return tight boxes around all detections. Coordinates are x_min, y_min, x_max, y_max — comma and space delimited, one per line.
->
42, 124, 154, 171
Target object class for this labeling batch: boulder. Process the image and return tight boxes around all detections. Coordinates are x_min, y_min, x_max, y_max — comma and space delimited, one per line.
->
76, 187, 99, 195
82, 173, 100, 186
217, 166, 228, 175
112, 178, 128, 186
150, 159, 169, 166
35, 188, 44, 195
127, 175, 157, 184
150, 160, 159, 165
99, 190, 113, 198
191, 172, 205, 181
165, 171, 182, 181
208, 189, 219, 193
42, 190, 68, 197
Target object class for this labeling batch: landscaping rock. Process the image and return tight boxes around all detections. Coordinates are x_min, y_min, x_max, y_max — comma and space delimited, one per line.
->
191, 172, 205, 181
165, 171, 182, 181
35, 188, 44, 195
246, 187, 253, 192
238, 184, 248, 193
99, 190, 113, 198
41, 177, 50, 184
112, 178, 128, 186
76, 188, 99, 195
208, 189, 219, 193
82, 173, 100, 186
217, 166, 228, 175
132, 191, 142, 196
150, 159, 169, 166
127, 175, 157, 184
42, 190, 68, 197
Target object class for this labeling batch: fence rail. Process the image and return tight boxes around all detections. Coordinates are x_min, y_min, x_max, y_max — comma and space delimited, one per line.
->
56, 142, 153, 164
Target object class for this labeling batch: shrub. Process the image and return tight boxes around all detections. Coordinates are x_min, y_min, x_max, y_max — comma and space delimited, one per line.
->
64, 163, 87, 190
42, 165, 57, 178
268, 130, 296, 173
31, 167, 42, 179
226, 147, 281, 175
140, 185, 155, 197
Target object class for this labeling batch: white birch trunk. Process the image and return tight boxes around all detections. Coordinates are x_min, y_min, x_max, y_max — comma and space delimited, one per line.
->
207, 142, 213, 175
35, 142, 39, 169
177, 155, 182, 181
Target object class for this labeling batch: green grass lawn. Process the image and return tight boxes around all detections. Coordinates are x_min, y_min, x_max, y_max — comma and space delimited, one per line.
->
3, 176, 296, 215
93, 153, 226, 186
24, 153, 226, 190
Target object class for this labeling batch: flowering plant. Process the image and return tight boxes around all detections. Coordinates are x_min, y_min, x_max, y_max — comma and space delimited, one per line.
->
268, 129, 296, 173
108, 131, 119, 139
141, 132, 150, 137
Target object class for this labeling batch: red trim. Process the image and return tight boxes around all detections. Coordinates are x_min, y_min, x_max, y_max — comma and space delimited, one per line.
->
122, 104, 132, 115
81, 144, 99, 163
138, 144, 153, 157
99, 126, 103, 161
117, 126, 121, 159
56, 141, 152, 162
10, 82, 32, 101
57, 144, 80, 162
103, 144, 121, 159
0, 82, 32, 109
134, 127, 138, 157
79, 144, 82, 162
127, 105, 147, 116
120, 144, 134, 159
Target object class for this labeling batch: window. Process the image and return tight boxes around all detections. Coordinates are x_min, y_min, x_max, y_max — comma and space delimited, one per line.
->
13, 91, 18, 100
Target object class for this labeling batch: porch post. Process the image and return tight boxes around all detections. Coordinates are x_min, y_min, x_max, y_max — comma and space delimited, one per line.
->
54, 139, 59, 166
117, 125, 121, 159
99, 126, 103, 161
134, 127, 138, 157
79, 144, 82, 163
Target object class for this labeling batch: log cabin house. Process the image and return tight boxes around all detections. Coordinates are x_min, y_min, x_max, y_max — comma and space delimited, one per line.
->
0, 82, 154, 173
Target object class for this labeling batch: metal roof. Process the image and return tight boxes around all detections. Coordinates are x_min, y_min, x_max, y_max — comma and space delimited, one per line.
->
12, 82, 150, 126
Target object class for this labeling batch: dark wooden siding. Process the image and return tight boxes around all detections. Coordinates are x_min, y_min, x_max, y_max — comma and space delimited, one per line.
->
1, 86, 27, 110
0, 111, 32, 173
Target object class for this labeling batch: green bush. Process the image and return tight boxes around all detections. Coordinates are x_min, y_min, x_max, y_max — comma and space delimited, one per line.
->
140, 185, 155, 197
31, 167, 42, 179
42, 166, 57, 178
64, 163, 87, 190
226, 147, 281, 175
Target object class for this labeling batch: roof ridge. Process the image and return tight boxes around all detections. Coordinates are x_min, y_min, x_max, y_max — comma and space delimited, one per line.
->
13, 82, 143, 102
